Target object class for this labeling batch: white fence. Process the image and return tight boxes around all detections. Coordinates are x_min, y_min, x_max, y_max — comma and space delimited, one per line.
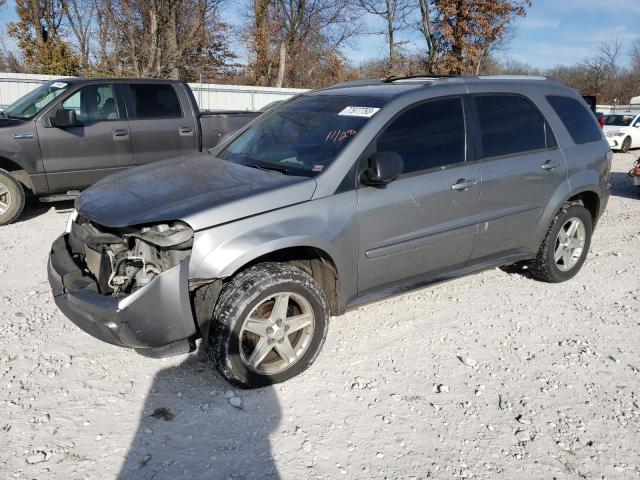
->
596, 104, 640, 115
0, 72, 307, 111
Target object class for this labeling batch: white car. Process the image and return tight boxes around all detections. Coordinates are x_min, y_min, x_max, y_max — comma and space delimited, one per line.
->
603, 112, 640, 152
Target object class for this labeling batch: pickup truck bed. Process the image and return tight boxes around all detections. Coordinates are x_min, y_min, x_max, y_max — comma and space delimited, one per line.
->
200, 111, 262, 150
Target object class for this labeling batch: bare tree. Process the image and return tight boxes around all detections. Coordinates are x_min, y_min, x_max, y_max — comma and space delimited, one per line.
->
86, 0, 235, 80
357, 0, 410, 73
418, 0, 438, 72
245, 0, 358, 87
598, 38, 622, 76
61, 0, 95, 70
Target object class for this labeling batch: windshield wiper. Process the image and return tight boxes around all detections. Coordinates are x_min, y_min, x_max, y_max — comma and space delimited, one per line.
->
249, 163, 290, 175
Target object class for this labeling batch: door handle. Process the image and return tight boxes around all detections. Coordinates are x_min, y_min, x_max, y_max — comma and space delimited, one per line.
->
541, 160, 560, 170
451, 178, 477, 191
179, 126, 194, 136
112, 129, 129, 140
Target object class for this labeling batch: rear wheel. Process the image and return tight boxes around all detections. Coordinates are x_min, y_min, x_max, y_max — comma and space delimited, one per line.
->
621, 136, 632, 153
208, 262, 330, 388
0, 169, 25, 226
527, 204, 593, 283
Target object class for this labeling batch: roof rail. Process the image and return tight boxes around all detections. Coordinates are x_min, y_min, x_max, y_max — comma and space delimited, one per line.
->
477, 75, 548, 81
382, 74, 464, 83
321, 78, 386, 90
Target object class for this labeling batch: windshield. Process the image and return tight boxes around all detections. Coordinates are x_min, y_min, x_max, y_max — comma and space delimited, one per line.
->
604, 114, 636, 127
219, 95, 387, 177
3, 81, 70, 120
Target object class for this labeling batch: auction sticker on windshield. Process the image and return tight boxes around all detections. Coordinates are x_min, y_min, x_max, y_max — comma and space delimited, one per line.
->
338, 106, 380, 118
51, 82, 68, 89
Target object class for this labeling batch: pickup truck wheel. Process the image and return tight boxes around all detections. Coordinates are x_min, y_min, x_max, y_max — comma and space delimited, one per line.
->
621, 136, 631, 153
0, 169, 25, 226
208, 262, 330, 388
527, 204, 593, 283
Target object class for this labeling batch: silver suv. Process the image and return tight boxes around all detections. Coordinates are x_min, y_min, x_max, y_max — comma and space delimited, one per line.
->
48, 75, 611, 388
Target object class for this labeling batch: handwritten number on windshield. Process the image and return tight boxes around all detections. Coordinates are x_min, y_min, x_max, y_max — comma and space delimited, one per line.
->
325, 129, 357, 143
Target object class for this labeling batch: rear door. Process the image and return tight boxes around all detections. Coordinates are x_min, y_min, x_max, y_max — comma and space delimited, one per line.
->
356, 96, 480, 296
124, 82, 198, 165
468, 93, 566, 261
38, 83, 133, 192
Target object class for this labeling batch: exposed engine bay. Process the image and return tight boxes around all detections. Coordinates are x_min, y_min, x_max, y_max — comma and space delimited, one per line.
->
68, 216, 193, 297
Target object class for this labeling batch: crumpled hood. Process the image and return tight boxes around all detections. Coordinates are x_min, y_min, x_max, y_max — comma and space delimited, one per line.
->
76, 153, 317, 230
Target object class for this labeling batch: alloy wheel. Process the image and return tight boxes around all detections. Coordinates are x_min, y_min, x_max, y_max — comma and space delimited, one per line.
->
0, 182, 11, 215
239, 292, 315, 375
554, 217, 586, 272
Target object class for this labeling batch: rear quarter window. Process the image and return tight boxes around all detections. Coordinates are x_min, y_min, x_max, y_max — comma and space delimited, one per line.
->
546, 95, 603, 145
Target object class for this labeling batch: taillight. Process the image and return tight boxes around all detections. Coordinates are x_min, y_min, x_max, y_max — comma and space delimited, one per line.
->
599, 117, 605, 128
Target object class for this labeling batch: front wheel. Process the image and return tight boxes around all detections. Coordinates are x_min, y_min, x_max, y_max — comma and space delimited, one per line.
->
208, 262, 330, 388
0, 169, 26, 226
621, 136, 632, 153
527, 204, 593, 283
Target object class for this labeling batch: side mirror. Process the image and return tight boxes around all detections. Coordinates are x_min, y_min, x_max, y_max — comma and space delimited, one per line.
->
361, 151, 403, 186
50, 108, 80, 128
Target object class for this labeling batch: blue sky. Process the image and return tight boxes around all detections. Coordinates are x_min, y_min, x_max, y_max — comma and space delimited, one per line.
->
1, 0, 639, 70
346, 0, 640, 69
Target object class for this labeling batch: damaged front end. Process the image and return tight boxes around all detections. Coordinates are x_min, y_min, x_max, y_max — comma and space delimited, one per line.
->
70, 217, 193, 297
48, 213, 198, 357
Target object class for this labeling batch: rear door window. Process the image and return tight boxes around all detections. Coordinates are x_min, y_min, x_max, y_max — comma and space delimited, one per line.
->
376, 97, 466, 174
474, 95, 553, 158
127, 84, 182, 119
547, 95, 603, 145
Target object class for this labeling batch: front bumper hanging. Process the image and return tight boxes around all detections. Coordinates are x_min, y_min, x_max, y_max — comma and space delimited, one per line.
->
48, 234, 197, 356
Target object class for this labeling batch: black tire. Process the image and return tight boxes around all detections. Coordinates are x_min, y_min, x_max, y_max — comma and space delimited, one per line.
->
621, 136, 631, 153
0, 169, 26, 226
527, 203, 593, 283
207, 262, 330, 388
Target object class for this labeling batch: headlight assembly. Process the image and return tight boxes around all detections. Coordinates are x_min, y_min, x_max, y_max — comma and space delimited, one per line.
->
126, 221, 194, 248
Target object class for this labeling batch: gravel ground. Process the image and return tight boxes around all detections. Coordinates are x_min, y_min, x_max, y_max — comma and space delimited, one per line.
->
1, 153, 639, 480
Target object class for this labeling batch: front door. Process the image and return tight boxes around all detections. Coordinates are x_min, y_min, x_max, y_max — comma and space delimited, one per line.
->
38, 83, 133, 192
356, 96, 480, 296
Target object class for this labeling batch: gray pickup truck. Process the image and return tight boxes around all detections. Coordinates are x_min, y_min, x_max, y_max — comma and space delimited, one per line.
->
0, 78, 262, 225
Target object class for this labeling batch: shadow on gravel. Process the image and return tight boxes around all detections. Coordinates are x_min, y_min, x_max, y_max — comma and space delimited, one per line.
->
14, 197, 75, 224
609, 172, 639, 200
118, 354, 281, 480
497, 263, 532, 279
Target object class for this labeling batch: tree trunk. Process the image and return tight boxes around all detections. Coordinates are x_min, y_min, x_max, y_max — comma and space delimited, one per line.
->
450, 0, 466, 74
386, 0, 395, 73
387, 16, 395, 73
165, 4, 180, 79
29, 0, 43, 44
275, 41, 286, 87
253, 0, 271, 85
419, 0, 436, 72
